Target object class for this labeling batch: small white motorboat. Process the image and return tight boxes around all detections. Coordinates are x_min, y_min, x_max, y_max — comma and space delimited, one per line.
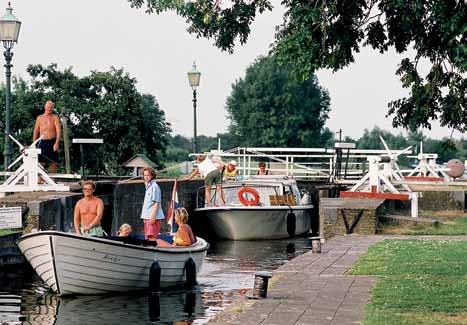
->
195, 176, 313, 240
17, 231, 208, 296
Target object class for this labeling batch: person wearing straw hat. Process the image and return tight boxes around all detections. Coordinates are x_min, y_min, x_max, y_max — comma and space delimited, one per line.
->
224, 160, 239, 180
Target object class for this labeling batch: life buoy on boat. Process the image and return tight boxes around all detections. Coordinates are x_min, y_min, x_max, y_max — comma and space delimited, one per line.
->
238, 187, 260, 206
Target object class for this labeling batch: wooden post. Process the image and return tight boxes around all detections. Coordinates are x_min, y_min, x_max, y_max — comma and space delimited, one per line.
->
60, 107, 71, 174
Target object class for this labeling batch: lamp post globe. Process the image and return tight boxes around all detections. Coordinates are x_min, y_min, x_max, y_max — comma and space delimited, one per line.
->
0, 2, 21, 171
187, 62, 200, 153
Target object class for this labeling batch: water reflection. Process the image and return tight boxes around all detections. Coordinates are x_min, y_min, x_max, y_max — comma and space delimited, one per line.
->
1, 235, 312, 324
1, 290, 204, 325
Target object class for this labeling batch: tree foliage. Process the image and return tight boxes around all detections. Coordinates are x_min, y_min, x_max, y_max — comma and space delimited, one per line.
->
356, 126, 464, 163
1, 64, 171, 174
127, 0, 466, 133
165, 132, 240, 162
226, 55, 331, 147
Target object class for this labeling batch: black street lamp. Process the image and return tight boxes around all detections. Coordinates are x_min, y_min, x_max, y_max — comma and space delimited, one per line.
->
0, 3, 21, 171
187, 62, 200, 153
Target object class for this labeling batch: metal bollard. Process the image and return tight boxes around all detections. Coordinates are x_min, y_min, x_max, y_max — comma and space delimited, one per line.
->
251, 271, 273, 299
311, 236, 322, 253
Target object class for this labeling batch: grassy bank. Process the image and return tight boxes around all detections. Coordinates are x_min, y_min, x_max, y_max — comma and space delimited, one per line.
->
350, 240, 467, 324
381, 213, 467, 235
0, 229, 14, 236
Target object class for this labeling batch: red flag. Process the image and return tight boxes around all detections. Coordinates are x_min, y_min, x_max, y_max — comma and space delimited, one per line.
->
166, 179, 179, 234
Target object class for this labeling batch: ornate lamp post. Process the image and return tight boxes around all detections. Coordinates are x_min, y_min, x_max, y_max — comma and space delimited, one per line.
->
0, 3, 21, 170
187, 62, 201, 153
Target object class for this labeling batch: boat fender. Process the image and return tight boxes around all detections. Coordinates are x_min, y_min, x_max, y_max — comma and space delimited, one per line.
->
185, 257, 197, 288
149, 261, 161, 292
237, 187, 260, 206
148, 292, 160, 322
287, 211, 296, 237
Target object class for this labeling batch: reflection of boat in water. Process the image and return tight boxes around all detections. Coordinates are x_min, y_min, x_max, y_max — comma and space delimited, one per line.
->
0, 292, 59, 325
207, 237, 312, 270
0, 293, 23, 324
195, 176, 313, 240
198, 237, 312, 292
17, 231, 208, 295
1, 290, 204, 325
54, 291, 204, 325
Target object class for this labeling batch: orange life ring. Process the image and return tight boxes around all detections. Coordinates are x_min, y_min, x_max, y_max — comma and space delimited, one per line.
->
237, 187, 260, 206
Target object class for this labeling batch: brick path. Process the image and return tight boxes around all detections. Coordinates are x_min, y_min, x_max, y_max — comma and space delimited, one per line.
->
207, 235, 467, 325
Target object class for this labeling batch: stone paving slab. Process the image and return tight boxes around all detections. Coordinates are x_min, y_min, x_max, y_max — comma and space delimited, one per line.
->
207, 235, 382, 324
207, 234, 467, 324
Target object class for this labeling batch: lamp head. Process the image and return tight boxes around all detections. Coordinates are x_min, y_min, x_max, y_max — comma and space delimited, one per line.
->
0, 3, 21, 45
187, 61, 201, 90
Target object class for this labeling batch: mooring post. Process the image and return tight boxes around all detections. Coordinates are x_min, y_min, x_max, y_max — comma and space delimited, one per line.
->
251, 271, 273, 299
311, 236, 322, 253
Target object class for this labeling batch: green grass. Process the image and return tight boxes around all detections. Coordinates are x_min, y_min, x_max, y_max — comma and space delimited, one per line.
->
350, 240, 467, 324
0, 229, 14, 236
381, 214, 467, 236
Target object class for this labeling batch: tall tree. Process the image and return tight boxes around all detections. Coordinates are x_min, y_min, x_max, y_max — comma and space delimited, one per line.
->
355, 126, 463, 163
127, 0, 466, 133
226, 55, 330, 147
2, 64, 171, 174
357, 126, 409, 150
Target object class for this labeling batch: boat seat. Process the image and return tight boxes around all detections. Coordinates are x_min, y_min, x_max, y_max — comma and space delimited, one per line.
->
105, 236, 157, 247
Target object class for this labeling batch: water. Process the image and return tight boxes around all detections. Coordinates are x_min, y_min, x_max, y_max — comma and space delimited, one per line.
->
0, 236, 312, 324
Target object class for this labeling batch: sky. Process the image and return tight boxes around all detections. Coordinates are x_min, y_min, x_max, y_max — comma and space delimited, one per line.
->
3, 0, 461, 144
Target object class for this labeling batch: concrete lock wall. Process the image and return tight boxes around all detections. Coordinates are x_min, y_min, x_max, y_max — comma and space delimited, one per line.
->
418, 190, 465, 211
391, 188, 466, 215
319, 197, 385, 239
0, 193, 83, 233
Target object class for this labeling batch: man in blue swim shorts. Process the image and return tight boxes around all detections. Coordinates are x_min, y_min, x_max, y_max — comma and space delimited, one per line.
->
33, 100, 61, 173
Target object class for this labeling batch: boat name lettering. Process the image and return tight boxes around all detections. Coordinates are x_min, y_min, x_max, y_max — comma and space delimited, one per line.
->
103, 254, 121, 263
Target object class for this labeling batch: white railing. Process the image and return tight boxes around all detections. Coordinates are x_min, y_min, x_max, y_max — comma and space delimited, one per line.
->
191, 147, 412, 181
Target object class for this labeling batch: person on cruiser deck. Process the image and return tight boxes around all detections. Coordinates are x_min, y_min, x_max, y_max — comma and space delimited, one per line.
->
185, 155, 225, 206
223, 160, 239, 180
256, 161, 271, 175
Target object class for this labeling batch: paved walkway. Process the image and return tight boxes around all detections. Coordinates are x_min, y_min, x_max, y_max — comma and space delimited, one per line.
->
208, 234, 467, 325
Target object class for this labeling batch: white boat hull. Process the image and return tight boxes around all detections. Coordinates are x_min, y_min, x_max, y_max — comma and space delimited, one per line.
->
17, 231, 208, 295
197, 205, 312, 240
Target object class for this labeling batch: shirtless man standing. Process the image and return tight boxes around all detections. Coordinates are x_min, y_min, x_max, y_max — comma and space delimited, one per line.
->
74, 180, 104, 237
33, 100, 61, 173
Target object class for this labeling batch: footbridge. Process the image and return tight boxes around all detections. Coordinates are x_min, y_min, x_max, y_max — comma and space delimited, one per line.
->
197, 144, 411, 183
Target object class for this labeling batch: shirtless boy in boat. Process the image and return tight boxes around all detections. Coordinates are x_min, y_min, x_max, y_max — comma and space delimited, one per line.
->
32, 100, 61, 173
74, 180, 104, 237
